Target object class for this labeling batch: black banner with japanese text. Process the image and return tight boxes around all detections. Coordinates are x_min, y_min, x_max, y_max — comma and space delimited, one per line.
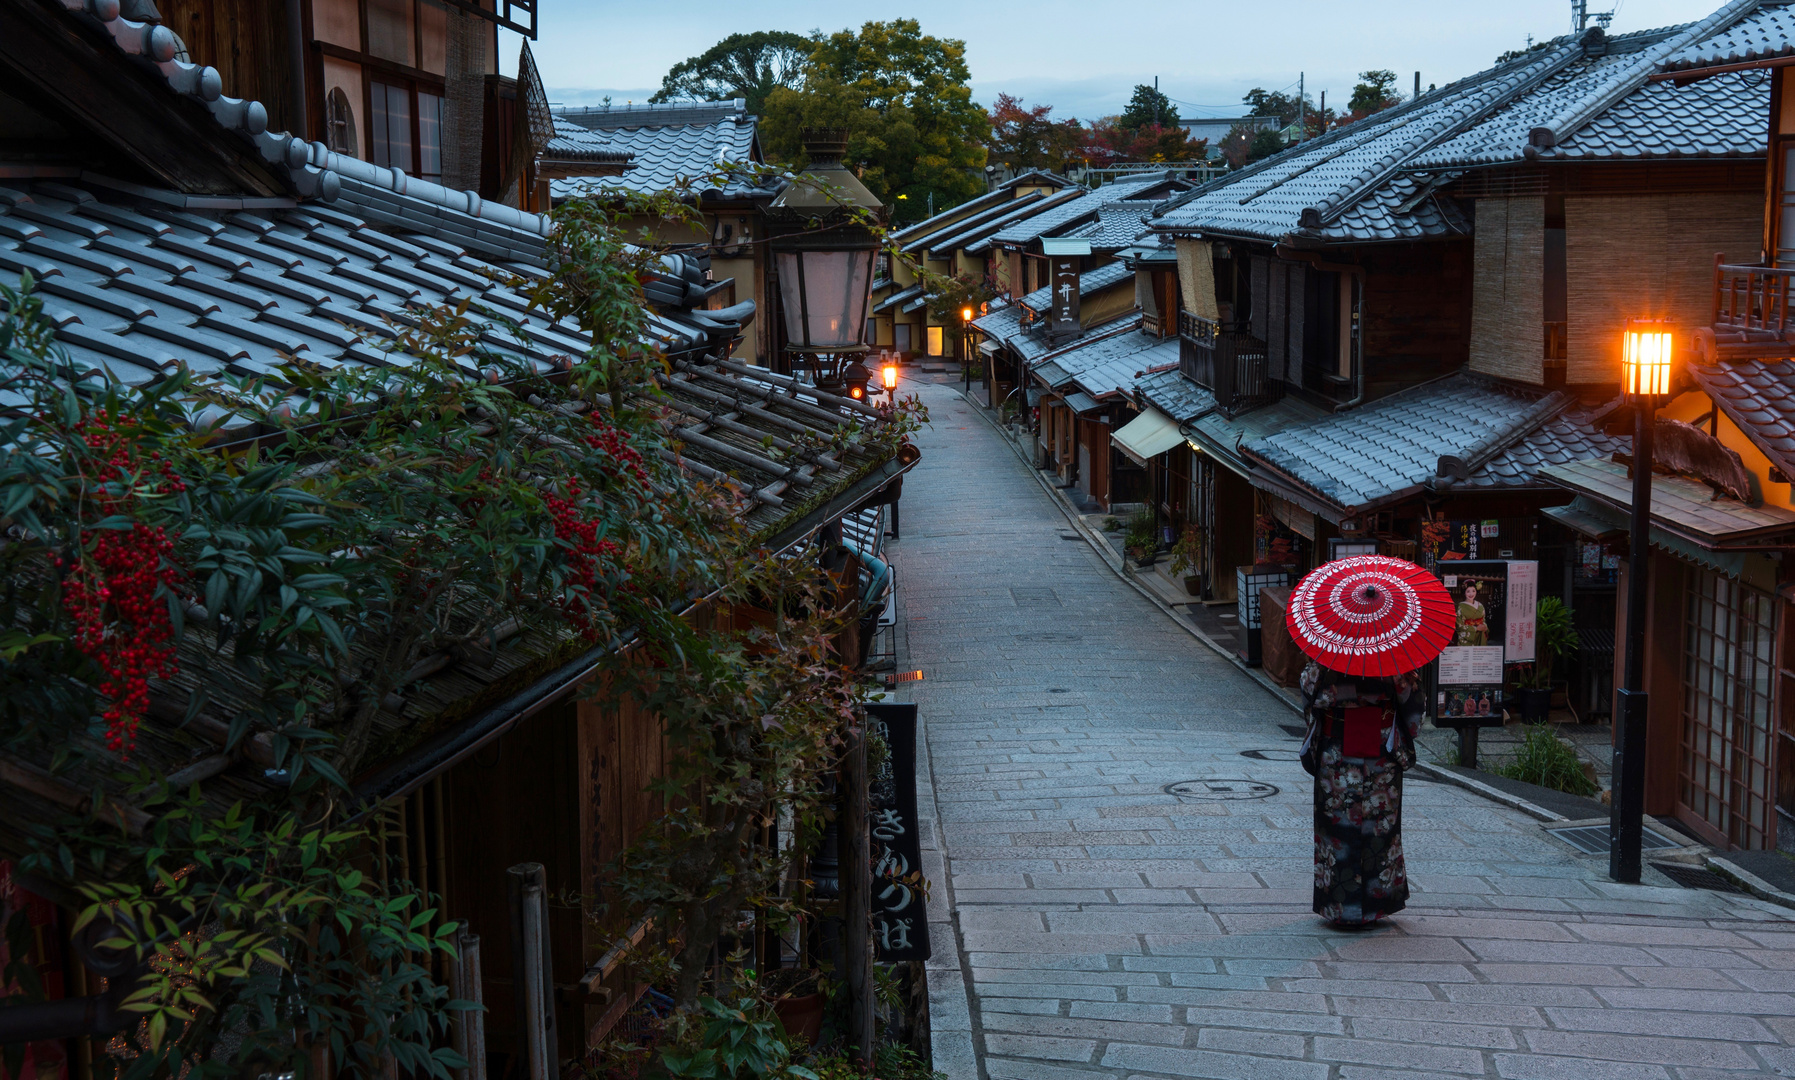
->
864, 702, 931, 962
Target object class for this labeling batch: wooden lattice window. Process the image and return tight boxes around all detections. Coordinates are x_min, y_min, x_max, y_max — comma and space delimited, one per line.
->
1681, 566, 1778, 848
325, 87, 359, 158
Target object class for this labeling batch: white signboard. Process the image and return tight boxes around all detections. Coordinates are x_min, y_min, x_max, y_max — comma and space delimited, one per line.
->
1438, 645, 1505, 685
1505, 561, 1537, 663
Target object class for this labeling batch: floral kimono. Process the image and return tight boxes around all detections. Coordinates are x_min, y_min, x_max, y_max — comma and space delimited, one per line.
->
1299, 661, 1425, 927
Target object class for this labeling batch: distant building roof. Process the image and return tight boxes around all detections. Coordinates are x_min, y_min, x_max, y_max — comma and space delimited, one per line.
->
548, 101, 761, 198
554, 99, 751, 129
889, 170, 1074, 244
992, 173, 1187, 247
1018, 260, 1134, 314
1150, 0, 1772, 245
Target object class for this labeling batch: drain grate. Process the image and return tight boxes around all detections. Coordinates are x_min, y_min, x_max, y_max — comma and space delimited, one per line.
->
1651, 862, 1744, 893
1279, 724, 1308, 739
1010, 586, 1061, 607
1549, 824, 1683, 855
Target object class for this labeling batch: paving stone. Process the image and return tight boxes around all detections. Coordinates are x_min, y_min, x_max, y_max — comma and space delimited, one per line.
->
1520, 1030, 1759, 1068
1098, 1044, 1330, 1080
1194, 1028, 1307, 1057
1313, 1036, 1485, 1074
1541, 1005, 1775, 1041
983, 1010, 1186, 1046
1492, 1053, 1671, 1079
983, 1034, 1097, 1063
1347, 1016, 1519, 1049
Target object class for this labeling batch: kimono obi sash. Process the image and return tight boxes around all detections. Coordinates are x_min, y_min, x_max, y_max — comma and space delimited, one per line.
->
1339, 705, 1392, 759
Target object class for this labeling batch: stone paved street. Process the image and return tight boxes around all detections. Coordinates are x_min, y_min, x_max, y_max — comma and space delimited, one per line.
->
889, 379, 1795, 1080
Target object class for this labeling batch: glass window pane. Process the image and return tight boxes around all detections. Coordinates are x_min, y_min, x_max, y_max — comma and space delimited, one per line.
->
418, 92, 443, 182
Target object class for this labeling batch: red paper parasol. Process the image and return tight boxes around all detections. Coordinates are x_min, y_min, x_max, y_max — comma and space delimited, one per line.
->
1284, 556, 1456, 677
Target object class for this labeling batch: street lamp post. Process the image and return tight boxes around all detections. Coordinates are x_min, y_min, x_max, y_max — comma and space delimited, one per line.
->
1610, 318, 1674, 884
960, 305, 974, 393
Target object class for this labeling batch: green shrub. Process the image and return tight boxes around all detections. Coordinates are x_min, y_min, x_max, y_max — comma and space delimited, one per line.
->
1493, 724, 1598, 796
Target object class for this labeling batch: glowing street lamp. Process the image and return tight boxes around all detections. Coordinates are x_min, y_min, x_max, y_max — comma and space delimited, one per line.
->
881, 360, 899, 394
1610, 318, 1673, 884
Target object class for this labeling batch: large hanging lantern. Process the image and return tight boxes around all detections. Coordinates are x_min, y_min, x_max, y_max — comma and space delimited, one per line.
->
768, 130, 884, 385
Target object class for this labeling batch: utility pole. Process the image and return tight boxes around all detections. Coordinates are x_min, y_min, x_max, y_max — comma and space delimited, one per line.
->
1318, 90, 1326, 133
1154, 76, 1161, 127
1573, 0, 1588, 32
1414, 71, 1421, 101
1297, 73, 1305, 142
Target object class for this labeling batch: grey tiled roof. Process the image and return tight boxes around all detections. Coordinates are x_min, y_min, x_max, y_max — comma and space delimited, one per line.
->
991, 174, 1178, 246
958, 189, 1090, 254
1459, 406, 1628, 490
547, 112, 759, 198
904, 191, 1051, 255
1028, 318, 1163, 399
1075, 201, 1158, 250
873, 283, 924, 314
1662, 0, 1795, 70
1152, 2, 1772, 245
1133, 367, 1216, 424
1238, 373, 1577, 512
1, 178, 729, 402
1018, 260, 1133, 314
1691, 357, 1795, 478
1149, 48, 1569, 244
889, 170, 1074, 243
1412, 18, 1768, 168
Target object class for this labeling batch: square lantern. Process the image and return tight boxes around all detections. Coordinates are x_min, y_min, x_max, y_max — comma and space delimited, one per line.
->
1620, 319, 1674, 400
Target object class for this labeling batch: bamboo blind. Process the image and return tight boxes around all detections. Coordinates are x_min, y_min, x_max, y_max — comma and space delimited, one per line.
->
1469, 196, 1546, 384
1565, 193, 1760, 384
1178, 239, 1220, 322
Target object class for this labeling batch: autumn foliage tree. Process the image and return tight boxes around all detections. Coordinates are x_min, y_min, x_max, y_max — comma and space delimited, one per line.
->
1082, 117, 1205, 165
986, 93, 1084, 173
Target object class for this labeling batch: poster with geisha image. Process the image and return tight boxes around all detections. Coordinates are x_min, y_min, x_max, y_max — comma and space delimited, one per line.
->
1432, 561, 1509, 726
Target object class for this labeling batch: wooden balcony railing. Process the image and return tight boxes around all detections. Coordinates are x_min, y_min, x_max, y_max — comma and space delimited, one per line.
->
1178, 312, 1281, 416
1709, 255, 1795, 359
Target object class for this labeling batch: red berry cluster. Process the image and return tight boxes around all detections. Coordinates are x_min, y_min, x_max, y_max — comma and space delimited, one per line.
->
545, 480, 622, 638
60, 410, 184, 758
582, 415, 648, 487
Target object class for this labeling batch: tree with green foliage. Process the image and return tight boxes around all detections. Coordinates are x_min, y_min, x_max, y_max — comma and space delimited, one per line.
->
1347, 69, 1402, 116
760, 19, 989, 224
649, 31, 816, 117
1241, 86, 1314, 127
1119, 83, 1179, 132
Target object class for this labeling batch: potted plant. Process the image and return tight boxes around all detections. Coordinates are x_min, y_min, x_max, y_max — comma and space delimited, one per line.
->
764, 967, 825, 1046
1168, 527, 1204, 595
1125, 510, 1158, 567
1512, 597, 1578, 722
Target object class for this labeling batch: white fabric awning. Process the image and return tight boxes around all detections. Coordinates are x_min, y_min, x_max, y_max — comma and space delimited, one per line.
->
1112, 408, 1184, 466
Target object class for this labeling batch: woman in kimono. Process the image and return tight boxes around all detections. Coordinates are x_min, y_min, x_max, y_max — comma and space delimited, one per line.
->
1300, 660, 1426, 928
1455, 583, 1488, 646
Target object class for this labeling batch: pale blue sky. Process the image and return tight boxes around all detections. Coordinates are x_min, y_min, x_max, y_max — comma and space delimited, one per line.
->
498, 0, 1729, 122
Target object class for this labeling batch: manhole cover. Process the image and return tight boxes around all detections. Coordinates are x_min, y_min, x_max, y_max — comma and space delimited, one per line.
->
1651, 862, 1743, 893
1046, 688, 1071, 694
1548, 824, 1682, 855
1241, 749, 1302, 762
1164, 779, 1279, 801
1010, 586, 1060, 606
